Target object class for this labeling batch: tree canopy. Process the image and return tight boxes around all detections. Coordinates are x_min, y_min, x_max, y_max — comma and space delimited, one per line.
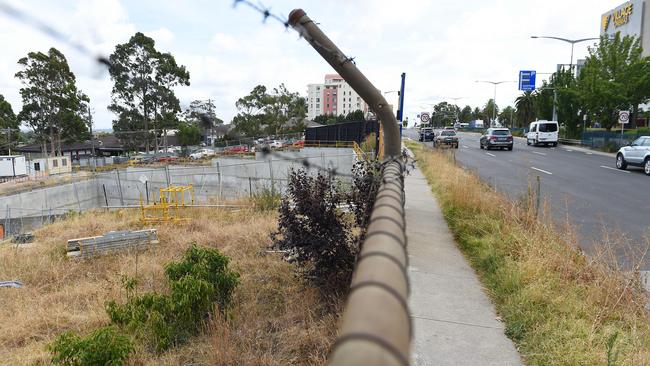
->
232, 84, 306, 136
108, 32, 190, 152
15, 47, 89, 155
576, 33, 650, 130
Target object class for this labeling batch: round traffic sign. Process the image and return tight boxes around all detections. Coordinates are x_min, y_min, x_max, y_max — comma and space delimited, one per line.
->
420, 113, 430, 123
619, 110, 630, 124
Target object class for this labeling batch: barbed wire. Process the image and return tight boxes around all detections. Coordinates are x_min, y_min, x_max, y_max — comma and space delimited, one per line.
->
232, 0, 357, 66
0, 1, 111, 69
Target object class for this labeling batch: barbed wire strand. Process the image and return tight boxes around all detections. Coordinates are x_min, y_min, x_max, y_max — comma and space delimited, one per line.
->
232, 0, 357, 66
0, 1, 111, 68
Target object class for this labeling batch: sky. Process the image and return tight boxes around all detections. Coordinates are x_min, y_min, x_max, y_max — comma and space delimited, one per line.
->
0, 0, 622, 130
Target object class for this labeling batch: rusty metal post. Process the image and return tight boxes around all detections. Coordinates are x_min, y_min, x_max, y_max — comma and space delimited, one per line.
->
289, 9, 409, 366
289, 9, 401, 158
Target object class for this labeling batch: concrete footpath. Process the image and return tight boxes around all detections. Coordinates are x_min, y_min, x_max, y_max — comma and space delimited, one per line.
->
405, 165, 522, 365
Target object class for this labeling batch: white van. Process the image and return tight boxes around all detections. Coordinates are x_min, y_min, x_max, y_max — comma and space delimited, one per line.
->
527, 120, 559, 147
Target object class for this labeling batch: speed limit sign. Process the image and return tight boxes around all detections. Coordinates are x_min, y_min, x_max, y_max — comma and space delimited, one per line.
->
619, 110, 630, 124
420, 112, 430, 123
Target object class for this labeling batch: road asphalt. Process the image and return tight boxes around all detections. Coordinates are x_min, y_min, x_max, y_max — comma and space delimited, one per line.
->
404, 128, 650, 270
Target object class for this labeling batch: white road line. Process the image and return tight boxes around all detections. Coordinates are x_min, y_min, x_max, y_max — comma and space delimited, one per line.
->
462, 145, 469, 149
564, 149, 573, 152
531, 167, 552, 175
600, 165, 631, 173
586, 152, 593, 155
486, 152, 496, 157
532, 151, 547, 156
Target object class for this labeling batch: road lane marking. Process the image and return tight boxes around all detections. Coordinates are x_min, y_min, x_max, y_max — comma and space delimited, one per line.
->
586, 152, 593, 155
531, 167, 552, 175
600, 165, 631, 173
486, 152, 496, 157
462, 145, 469, 149
532, 151, 547, 156
564, 149, 573, 152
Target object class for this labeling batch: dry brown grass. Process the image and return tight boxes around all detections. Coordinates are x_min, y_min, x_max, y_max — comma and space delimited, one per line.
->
407, 141, 650, 365
0, 206, 337, 365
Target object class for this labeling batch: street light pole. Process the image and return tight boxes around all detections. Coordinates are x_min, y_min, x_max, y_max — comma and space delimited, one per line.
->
475, 80, 516, 127
530, 36, 600, 72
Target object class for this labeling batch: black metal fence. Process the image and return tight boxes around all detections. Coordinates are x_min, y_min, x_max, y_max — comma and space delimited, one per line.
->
305, 120, 379, 144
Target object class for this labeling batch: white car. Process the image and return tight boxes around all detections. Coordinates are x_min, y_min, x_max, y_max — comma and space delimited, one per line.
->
616, 136, 650, 175
189, 148, 215, 159
269, 140, 284, 149
527, 120, 559, 147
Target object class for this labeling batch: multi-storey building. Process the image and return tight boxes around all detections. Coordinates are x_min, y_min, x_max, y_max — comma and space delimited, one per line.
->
306, 74, 369, 120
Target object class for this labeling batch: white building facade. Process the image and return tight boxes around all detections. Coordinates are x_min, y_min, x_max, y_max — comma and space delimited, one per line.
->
600, 0, 650, 56
306, 74, 370, 120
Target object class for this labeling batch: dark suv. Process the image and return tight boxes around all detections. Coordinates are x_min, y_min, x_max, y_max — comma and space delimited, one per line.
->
419, 128, 434, 142
480, 128, 513, 150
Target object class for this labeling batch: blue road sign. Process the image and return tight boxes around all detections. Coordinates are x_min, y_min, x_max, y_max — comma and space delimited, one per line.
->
518, 70, 536, 91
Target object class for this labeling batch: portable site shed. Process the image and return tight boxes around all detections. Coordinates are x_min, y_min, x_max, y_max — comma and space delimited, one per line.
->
0, 155, 27, 177
29, 156, 72, 176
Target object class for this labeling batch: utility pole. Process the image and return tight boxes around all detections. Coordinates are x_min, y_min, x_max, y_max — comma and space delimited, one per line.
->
207, 98, 214, 146
88, 108, 96, 171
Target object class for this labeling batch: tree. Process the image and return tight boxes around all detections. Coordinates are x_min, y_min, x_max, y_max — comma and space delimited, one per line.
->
232, 84, 307, 136
176, 122, 201, 155
498, 106, 516, 128
431, 102, 459, 127
184, 99, 222, 145
533, 80, 554, 121
459, 105, 473, 123
551, 69, 583, 138
15, 48, 89, 156
108, 32, 190, 153
483, 99, 499, 125
0, 94, 19, 154
344, 109, 365, 122
515, 92, 535, 128
576, 33, 650, 130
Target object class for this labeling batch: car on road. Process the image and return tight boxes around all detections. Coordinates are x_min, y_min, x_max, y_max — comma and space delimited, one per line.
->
615, 136, 650, 175
480, 128, 514, 151
433, 130, 459, 148
526, 120, 559, 147
419, 127, 435, 142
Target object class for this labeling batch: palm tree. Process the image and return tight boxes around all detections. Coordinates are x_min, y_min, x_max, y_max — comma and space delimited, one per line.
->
515, 92, 535, 128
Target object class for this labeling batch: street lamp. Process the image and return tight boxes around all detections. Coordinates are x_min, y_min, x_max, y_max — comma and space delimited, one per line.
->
475, 80, 516, 126
530, 36, 600, 71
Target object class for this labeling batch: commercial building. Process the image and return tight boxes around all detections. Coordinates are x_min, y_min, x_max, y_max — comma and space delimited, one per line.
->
600, 0, 650, 56
306, 74, 370, 120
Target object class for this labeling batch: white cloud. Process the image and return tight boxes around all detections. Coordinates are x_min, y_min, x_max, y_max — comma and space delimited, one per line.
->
211, 33, 238, 52
0, 0, 626, 129
146, 27, 174, 45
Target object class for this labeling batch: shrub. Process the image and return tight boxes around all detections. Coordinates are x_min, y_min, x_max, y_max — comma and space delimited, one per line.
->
347, 159, 382, 241
48, 326, 133, 366
252, 186, 281, 211
106, 244, 239, 352
272, 169, 357, 295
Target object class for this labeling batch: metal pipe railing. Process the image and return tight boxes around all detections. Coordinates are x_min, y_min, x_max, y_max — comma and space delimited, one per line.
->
289, 9, 410, 366
289, 9, 401, 158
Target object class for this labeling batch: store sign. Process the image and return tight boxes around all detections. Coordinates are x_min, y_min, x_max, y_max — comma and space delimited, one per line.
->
612, 3, 634, 27
601, 0, 643, 36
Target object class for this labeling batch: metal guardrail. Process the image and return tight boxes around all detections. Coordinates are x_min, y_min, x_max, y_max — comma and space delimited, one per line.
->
289, 9, 409, 366
558, 138, 582, 145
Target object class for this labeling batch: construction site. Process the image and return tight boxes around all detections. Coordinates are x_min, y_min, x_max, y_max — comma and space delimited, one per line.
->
0, 143, 367, 364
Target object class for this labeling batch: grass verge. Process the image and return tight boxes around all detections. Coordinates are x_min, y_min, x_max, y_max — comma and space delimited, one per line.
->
407, 141, 650, 365
0, 205, 336, 365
